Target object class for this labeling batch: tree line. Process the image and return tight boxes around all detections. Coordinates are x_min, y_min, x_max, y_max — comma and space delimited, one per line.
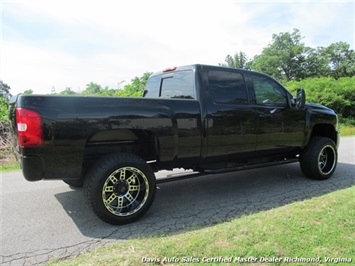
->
219, 29, 354, 121
50, 72, 152, 97
0, 73, 152, 119
1, 28, 354, 120
221, 29, 354, 82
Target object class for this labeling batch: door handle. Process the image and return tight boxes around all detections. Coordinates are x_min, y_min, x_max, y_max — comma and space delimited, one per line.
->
259, 113, 272, 118
259, 108, 278, 118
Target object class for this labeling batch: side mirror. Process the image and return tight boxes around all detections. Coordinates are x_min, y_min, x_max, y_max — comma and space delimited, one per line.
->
295, 88, 306, 109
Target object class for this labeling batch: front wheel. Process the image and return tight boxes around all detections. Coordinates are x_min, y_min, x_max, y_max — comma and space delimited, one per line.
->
85, 153, 156, 225
300, 137, 338, 180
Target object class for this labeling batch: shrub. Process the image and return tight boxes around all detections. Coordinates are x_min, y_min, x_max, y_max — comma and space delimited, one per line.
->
284, 77, 355, 119
0, 120, 15, 165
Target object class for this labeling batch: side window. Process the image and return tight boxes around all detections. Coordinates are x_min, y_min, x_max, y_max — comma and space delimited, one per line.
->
249, 75, 287, 107
207, 70, 248, 104
161, 70, 194, 99
144, 75, 161, 98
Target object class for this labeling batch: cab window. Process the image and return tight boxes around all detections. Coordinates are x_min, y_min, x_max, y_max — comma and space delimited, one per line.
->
144, 75, 161, 98
248, 74, 287, 107
207, 70, 248, 104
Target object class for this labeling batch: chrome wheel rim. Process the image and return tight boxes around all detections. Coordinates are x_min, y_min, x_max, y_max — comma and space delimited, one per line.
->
318, 145, 336, 175
102, 166, 149, 217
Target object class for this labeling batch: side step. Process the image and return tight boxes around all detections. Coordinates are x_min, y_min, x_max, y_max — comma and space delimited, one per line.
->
156, 171, 208, 184
204, 158, 299, 174
156, 158, 299, 184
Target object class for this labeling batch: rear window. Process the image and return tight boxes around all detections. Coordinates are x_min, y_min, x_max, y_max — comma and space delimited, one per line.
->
144, 70, 195, 99
161, 70, 194, 99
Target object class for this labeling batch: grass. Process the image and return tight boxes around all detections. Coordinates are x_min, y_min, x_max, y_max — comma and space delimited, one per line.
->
339, 124, 355, 136
0, 158, 19, 172
47, 186, 355, 266
339, 116, 355, 136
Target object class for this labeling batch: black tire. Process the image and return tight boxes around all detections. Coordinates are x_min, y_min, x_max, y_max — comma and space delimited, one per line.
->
84, 153, 156, 225
300, 137, 337, 180
63, 179, 84, 188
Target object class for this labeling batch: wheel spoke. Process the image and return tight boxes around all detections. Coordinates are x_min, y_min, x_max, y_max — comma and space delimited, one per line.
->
129, 185, 140, 192
126, 173, 138, 184
104, 186, 114, 192
119, 169, 126, 180
117, 197, 124, 208
319, 149, 328, 170
109, 174, 118, 184
125, 192, 135, 202
105, 193, 117, 205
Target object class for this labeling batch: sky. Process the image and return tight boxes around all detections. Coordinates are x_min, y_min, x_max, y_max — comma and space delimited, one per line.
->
1, 0, 354, 95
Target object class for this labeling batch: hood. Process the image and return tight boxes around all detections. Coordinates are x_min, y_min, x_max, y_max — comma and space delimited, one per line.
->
305, 102, 336, 115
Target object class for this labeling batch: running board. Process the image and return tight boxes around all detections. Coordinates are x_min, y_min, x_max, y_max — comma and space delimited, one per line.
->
204, 158, 299, 174
156, 158, 299, 184
156, 171, 208, 184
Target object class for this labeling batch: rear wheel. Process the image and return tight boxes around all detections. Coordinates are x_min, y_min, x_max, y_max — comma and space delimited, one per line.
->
300, 137, 337, 180
85, 153, 156, 225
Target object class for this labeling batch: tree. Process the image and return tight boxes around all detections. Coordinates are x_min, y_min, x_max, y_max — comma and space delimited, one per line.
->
299, 48, 329, 79
321, 42, 355, 79
122, 72, 152, 97
236, 29, 354, 81
0, 80, 12, 120
82, 82, 102, 95
59, 87, 77, 95
220, 51, 251, 69
23, 89, 33, 94
251, 28, 312, 81
0, 80, 11, 101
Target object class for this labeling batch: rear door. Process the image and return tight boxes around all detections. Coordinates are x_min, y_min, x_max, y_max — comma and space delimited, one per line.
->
202, 67, 257, 158
145, 69, 202, 161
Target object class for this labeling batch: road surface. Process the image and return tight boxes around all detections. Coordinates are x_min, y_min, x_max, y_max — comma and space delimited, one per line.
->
1, 137, 354, 265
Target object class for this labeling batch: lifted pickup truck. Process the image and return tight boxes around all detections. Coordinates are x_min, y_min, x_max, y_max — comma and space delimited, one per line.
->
9, 64, 340, 224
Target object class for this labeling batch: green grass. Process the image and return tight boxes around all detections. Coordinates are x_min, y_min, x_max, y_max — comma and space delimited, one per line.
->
339, 116, 355, 136
48, 186, 355, 266
339, 124, 355, 136
0, 159, 20, 172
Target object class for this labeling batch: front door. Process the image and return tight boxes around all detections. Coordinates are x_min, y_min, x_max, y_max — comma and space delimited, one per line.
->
246, 73, 305, 152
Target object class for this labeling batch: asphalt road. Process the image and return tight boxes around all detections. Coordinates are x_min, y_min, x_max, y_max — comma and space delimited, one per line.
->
1, 137, 354, 265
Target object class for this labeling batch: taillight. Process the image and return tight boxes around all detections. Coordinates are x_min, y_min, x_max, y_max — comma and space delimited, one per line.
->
16, 108, 44, 147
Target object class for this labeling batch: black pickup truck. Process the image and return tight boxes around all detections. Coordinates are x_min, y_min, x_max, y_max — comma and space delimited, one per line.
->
9, 64, 340, 224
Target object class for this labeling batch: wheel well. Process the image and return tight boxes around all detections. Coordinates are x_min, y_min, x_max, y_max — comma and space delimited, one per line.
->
310, 124, 337, 145
81, 129, 159, 177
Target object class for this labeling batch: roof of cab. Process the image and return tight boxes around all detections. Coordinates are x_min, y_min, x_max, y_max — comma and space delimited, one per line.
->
149, 64, 280, 83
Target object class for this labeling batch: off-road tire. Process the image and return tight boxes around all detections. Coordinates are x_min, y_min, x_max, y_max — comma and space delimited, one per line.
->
84, 153, 156, 225
300, 137, 337, 180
